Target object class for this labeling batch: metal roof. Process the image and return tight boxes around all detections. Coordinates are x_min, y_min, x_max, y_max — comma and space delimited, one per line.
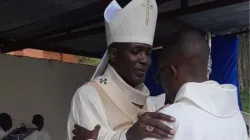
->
0, 0, 249, 57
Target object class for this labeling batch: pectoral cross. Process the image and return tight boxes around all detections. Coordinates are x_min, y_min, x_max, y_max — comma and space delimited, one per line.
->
143, 0, 153, 25
100, 78, 107, 84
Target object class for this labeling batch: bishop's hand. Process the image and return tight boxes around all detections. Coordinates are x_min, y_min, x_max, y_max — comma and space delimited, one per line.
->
126, 112, 176, 140
72, 124, 101, 140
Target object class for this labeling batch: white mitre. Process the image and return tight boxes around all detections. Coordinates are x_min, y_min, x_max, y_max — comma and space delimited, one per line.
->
91, 0, 158, 80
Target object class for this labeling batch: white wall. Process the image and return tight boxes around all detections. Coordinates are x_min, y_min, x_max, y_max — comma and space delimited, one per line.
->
0, 54, 95, 140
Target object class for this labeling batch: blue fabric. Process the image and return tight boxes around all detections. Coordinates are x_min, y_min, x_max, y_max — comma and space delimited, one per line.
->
145, 50, 165, 96
210, 35, 242, 110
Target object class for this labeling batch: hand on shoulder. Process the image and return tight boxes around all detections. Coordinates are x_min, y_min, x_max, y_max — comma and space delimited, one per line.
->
126, 112, 176, 140
72, 124, 100, 140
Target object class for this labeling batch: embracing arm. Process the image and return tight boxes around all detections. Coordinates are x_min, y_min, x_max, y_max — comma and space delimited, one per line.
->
67, 84, 128, 140
67, 85, 176, 140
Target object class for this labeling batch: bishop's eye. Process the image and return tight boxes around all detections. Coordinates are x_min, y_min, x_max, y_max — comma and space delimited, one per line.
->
131, 49, 140, 55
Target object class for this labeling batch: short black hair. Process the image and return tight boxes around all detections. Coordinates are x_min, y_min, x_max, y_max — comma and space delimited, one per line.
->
32, 114, 44, 131
0, 113, 12, 132
159, 29, 209, 76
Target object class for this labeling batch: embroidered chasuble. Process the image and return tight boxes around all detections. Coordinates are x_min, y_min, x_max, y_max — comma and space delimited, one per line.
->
67, 65, 165, 140
145, 81, 248, 140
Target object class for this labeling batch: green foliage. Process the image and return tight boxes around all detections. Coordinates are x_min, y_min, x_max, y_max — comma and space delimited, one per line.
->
78, 56, 100, 66
241, 88, 250, 113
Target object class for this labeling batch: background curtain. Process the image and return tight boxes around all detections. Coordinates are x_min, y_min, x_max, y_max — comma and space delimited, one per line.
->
210, 35, 242, 110
145, 49, 164, 96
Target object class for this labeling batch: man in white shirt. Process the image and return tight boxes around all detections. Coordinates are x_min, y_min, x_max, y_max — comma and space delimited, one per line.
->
24, 114, 51, 140
148, 29, 248, 140
67, 0, 175, 140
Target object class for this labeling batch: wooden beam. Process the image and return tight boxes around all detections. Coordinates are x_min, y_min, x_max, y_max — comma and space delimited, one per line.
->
116, 0, 172, 7
214, 28, 250, 37
32, 45, 105, 58
181, 0, 188, 8
29, 15, 104, 41
40, 26, 105, 43
39, 18, 206, 45
0, 39, 105, 57
158, 0, 249, 21
116, 0, 131, 8
0, 40, 34, 53
157, 0, 174, 5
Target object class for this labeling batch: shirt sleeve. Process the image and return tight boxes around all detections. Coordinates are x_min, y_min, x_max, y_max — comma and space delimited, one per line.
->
67, 84, 128, 140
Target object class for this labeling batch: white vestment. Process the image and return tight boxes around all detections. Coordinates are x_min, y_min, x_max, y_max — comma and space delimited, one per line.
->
24, 129, 51, 140
0, 128, 6, 140
67, 65, 165, 140
146, 81, 248, 140
0, 127, 13, 140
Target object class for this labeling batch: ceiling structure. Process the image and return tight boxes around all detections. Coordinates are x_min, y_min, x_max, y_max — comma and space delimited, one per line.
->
0, 0, 249, 58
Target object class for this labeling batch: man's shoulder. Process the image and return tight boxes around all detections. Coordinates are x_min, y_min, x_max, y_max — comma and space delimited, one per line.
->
76, 82, 97, 92
73, 82, 100, 101
74, 75, 107, 98
160, 102, 196, 120
157, 102, 196, 130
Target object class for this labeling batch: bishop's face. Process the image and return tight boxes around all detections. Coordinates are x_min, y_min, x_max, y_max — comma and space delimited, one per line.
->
109, 42, 152, 87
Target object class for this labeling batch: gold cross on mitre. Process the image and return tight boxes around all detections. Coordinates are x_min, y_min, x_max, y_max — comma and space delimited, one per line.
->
142, 0, 153, 25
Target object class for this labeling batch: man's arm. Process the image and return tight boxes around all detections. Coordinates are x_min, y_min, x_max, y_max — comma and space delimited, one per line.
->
67, 85, 176, 140
67, 84, 128, 140
71, 111, 176, 140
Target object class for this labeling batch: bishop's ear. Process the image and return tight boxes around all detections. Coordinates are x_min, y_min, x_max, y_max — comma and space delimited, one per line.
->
108, 45, 117, 64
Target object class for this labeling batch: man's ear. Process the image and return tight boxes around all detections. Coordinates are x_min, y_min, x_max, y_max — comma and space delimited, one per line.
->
108, 46, 117, 64
170, 65, 177, 79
